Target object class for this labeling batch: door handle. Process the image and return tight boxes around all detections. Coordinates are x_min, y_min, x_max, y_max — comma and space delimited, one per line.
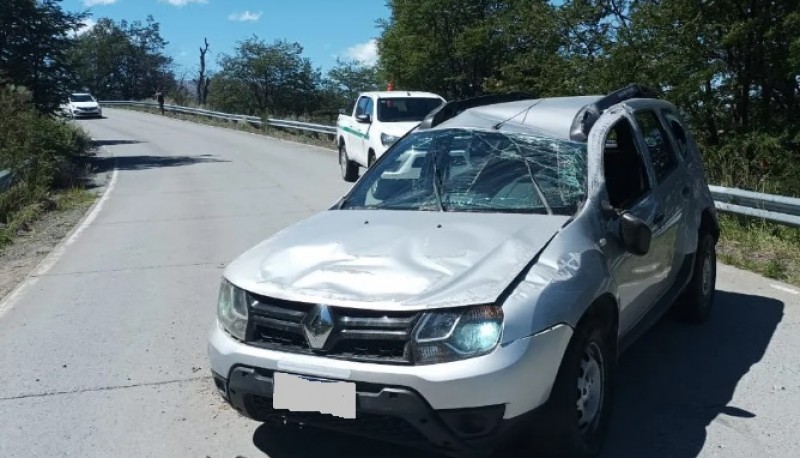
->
654, 213, 665, 224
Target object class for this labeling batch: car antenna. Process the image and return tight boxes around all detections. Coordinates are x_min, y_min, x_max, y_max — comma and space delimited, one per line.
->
493, 99, 545, 130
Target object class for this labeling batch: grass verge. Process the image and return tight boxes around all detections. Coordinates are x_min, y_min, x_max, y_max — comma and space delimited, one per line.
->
717, 214, 800, 285
0, 188, 96, 249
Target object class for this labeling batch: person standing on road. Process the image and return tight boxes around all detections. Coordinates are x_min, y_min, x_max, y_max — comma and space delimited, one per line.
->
156, 89, 165, 115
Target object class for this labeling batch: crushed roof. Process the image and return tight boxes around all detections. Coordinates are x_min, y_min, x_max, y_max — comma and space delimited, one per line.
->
435, 96, 604, 140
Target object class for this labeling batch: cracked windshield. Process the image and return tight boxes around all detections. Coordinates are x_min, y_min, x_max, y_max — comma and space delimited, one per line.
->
343, 129, 587, 215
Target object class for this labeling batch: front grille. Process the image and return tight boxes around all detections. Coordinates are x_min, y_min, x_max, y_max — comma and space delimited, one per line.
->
248, 395, 429, 443
245, 294, 420, 364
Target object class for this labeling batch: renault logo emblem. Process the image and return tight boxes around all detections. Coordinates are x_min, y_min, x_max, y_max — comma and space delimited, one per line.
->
303, 305, 335, 350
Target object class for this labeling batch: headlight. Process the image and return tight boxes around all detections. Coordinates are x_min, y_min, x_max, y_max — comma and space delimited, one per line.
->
381, 132, 400, 147
217, 278, 249, 340
412, 305, 503, 365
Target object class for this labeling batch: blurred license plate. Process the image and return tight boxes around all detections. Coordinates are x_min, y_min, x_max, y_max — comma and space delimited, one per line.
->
272, 372, 356, 419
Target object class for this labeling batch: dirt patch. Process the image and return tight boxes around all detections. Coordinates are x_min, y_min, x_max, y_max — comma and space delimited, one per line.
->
0, 167, 112, 301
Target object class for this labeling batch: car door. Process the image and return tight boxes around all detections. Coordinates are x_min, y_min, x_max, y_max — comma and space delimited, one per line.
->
357, 97, 375, 164
346, 96, 369, 164
622, 107, 687, 329
594, 109, 679, 336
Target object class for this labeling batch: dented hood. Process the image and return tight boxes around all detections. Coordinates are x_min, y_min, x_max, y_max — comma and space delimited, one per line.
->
225, 210, 570, 310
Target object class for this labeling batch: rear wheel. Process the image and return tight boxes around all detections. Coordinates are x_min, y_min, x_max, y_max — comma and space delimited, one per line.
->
339, 142, 358, 182
531, 316, 615, 458
674, 232, 716, 323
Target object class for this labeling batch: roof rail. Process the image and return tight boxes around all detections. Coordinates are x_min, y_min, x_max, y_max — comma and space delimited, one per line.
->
569, 84, 657, 142
417, 92, 536, 130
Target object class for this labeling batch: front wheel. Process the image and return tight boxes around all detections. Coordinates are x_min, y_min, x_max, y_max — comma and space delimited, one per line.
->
674, 232, 716, 323
339, 143, 359, 182
530, 317, 615, 458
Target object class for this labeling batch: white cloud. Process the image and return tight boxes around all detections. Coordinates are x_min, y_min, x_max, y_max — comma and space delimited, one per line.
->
159, 0, 207, 6
228, 10, 263, 22
73, 18, 97, 37
344, 39, 378, 66
83, 0, 117, 6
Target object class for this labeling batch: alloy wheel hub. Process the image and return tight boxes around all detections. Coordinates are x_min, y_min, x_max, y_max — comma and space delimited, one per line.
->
701, 251, 713, 297
576, 341, 604, 435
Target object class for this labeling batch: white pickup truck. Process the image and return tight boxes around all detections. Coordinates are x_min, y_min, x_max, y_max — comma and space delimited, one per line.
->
336, 91, 445, 182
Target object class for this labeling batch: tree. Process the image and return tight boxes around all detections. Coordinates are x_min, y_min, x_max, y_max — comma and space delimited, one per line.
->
0, 0, 86, 112
378, 0, 514, 98
69, 15, 175, 100
324, 58, 381, 106
209, 37, 320, 116
195, 37, 211, 105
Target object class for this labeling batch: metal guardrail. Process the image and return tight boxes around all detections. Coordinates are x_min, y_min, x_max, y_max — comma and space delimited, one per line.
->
97, 100, 800, 227
710, 185, 800, 227
99, 101, 337, 136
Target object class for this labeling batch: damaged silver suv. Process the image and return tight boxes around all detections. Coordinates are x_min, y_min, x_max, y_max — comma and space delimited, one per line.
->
208, 85, 719, 457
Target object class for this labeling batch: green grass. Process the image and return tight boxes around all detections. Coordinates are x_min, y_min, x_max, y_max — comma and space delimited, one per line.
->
54, 187, 95, 210
0, 188, 96, 249
717, 214, 800, 284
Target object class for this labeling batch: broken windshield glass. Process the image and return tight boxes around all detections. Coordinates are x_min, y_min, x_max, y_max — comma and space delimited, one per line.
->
341, 128, 588, 216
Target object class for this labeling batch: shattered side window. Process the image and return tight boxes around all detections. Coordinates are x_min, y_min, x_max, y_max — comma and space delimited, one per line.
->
341, 128, 588, 216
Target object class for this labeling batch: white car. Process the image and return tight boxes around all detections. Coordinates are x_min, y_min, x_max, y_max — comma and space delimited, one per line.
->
337, 91, 445, 182
62, 93, 103, 119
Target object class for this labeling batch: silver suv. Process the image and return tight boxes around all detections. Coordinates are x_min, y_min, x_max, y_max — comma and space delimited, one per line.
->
208, 85, 719, 457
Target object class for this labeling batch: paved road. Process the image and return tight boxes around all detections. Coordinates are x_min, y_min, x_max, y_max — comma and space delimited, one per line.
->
0, 108, 798, 458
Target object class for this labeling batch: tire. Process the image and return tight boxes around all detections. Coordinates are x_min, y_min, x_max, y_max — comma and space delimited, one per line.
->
531, 316, 615, 458
368, 151, 376, 168
674, 232, 716, 323
339, 142, 359, 182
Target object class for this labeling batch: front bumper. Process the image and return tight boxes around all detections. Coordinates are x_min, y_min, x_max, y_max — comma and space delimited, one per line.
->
72, 109, 102, 117
208, 322, 572, 451
216, 366, 532, 455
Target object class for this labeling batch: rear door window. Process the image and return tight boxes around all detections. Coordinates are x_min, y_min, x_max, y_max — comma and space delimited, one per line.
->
662, 111, 690, 160
633, 110, 679, 183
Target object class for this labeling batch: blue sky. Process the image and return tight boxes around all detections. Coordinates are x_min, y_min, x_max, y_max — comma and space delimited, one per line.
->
65, 0, 389, 74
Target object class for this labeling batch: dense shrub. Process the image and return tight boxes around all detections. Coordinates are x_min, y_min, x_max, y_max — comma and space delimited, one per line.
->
0, 85, 92, 238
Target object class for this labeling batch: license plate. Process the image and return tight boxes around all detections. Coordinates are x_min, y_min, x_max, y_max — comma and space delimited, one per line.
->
273, 372, 356, 419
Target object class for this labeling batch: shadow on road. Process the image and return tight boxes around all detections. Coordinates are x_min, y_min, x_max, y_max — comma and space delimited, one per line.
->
601, 290, 783, 457
252, 423, 444, 458
251, 290, 783, 458
92, 139, 143, 147
92, 154, 229, 172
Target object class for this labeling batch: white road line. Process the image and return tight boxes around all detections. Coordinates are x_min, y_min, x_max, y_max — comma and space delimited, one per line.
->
770, 284, 800, 295
0, 162, 118, 320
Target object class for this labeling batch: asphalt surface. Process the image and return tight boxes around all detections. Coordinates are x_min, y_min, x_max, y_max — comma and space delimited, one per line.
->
0, 108, 798, 458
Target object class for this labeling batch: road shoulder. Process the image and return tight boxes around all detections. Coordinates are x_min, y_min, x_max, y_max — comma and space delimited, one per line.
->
0, 149, 113, 302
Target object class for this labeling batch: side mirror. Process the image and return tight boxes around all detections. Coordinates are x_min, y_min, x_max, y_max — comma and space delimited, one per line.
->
600, 200, 617, 219
619, 212, 652, 255
356, 114, 372, 124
